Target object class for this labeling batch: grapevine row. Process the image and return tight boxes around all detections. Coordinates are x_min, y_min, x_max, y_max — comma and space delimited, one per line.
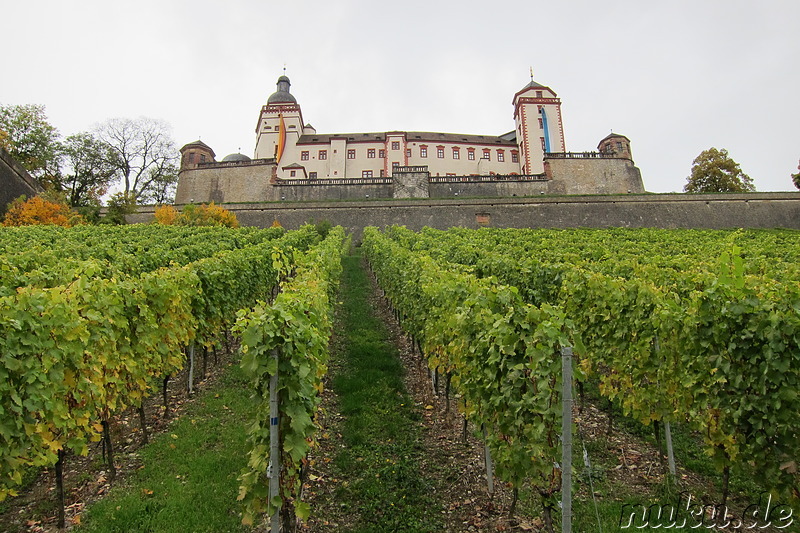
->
383, 226, 800, 502
0, 225, 319, 503
362, 226, 581, 521
234, 226, 348, 526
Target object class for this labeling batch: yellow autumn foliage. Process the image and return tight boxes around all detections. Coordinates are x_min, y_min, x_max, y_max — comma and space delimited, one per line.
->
153, 202, 239, 228
2, 196, 83, 227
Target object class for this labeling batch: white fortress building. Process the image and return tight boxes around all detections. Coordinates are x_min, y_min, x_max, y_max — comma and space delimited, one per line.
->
175, 74, 644, 203
254, 75, 564, 179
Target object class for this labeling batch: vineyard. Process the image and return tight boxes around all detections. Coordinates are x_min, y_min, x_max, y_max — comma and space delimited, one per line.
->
362, 226, 800, 530
0, 223, 346, 529
0, 223, 798, 531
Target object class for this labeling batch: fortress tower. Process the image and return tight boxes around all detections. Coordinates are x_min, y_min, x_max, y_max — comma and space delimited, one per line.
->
512, 79, 566, 174
254, 76, 306, 163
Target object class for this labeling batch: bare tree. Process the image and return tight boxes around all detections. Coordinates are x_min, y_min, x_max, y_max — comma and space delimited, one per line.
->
94, 117, 178, 203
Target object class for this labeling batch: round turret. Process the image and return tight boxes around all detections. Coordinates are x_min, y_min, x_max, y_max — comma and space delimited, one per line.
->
598, 133, 633, 160
180, 140, 216, 170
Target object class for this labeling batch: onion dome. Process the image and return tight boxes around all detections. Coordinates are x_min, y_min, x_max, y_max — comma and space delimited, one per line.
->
267, 75, 297, 104
221, 153, 251, 162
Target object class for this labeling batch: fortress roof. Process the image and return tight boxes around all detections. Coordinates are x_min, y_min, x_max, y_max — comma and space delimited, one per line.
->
296, 131, 518, 146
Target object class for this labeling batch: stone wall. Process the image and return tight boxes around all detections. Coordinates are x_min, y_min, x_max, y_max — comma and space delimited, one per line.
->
545, 155, 645, 195
174, 153, 645, 203
128, 192, 800, 240
174, 161, 274, 204
0, 147, 43, 215
429, 179, 550, 198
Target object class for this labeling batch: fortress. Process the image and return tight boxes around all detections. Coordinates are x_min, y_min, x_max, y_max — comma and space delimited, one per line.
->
174, 75, 646, 203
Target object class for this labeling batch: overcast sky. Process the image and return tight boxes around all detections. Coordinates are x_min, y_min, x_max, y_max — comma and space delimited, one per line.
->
3, 0, 798, 193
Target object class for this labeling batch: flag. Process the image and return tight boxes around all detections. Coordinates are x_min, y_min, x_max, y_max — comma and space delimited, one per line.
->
276, 113, 287, 164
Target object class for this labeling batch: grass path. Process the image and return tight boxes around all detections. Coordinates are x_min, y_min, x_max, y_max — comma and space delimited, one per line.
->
74, 364, 252, 533
303, 252, 443, 532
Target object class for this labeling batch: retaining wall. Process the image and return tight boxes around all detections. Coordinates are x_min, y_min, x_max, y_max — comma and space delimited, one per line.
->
128, 192, 800, 240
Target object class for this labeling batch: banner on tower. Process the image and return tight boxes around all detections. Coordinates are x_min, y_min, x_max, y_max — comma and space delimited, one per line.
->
276, 113, 287, 163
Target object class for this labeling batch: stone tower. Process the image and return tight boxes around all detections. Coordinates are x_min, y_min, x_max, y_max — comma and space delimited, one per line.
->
598, 133, 633, 160
179, 140, 216, 170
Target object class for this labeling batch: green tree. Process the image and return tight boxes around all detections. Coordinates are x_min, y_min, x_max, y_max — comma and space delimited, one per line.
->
0, 104, 62, 184
137, 162, 178, 204
93, 117, 178, 204
101, 192, 137, 225
61, 132, 119, 207
791, 160, 800, 190
684, 148, 755, 193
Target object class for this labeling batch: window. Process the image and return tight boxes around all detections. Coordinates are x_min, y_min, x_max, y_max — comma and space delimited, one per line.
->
468, 149, 475, 161
391, 141, 400, 150
301, 151, 309, 161
319, 150, 327, 160
497, 151, 504, 162
392, 161, 400, 167
264, 125, 271, 130
446, 173, 456, 176
482, 149, 491, 160
347, 149, 356, 159
536, 90, 543, 98
290, 170, 296, 177
362, 170, 373, 178
437, 147, 444, 158
188, 153, 195, 163
538, 118, 543, 129
452, 148, 460, 159
541, 138, 546, 150
407, 149, 412, 157
309, 171, 317, 179
368, 148, 376, 158
200, 154, 206, 163
420, 146, 427, 158
380, 169, 385, 177
511, 151, 519, 163
379, 149, 386, 158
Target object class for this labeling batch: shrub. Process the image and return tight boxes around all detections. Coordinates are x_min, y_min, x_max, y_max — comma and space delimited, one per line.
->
2, 195, 83, 227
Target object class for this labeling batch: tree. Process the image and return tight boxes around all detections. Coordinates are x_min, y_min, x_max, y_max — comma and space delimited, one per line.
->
0, 104, 62, 185
61, 133, 118, 207
792, 160, 800, 191
136, 162, 179, 205
101, 192, 137, 225
93, 117, 178, 204
684, 148, 755, 193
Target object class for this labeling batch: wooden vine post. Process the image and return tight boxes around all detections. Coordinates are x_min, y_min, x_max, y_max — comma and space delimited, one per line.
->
269, 348, 281, 533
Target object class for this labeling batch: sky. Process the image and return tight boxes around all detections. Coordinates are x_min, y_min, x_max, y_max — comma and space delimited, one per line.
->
3, 0, 798, 194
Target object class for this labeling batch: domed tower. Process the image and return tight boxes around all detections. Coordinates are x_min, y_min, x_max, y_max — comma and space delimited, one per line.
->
179, 140, 216, 170
254, 75, 305, 166
512, 77, 566, 175
598, 133, 633, 160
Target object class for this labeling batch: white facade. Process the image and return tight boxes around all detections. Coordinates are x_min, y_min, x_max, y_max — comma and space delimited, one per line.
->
253, 75, 565, 180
